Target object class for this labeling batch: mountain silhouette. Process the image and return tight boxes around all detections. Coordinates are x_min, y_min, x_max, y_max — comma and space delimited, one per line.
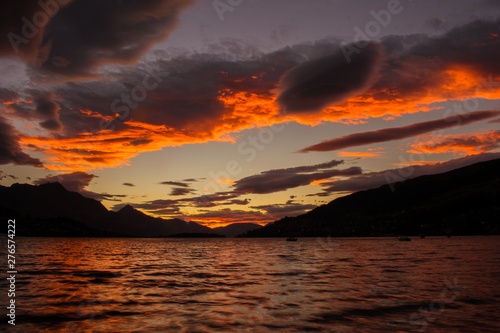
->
4, 158, 497, 238
0, 182, 123, 236
242, 158, 500, 237
0, 184, 219, 237
116, 204, 213, 237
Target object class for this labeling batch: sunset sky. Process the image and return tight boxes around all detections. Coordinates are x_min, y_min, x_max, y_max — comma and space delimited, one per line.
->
1, 0, 499, 227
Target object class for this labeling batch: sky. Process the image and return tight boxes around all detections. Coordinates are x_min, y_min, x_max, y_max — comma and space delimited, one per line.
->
1, 0, 499, 227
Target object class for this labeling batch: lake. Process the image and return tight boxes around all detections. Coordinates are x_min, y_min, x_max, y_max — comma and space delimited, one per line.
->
1, 236, 499, 332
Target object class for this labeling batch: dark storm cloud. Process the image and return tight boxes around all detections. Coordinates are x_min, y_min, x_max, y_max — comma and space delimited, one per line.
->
318, 152, 500, 194
47, 46, 299, 137
34, 171, 125, 201
0, 0, 198, 77
408, 19, 500, 75
374, 19, 500, 102
0, 89, 35, 119
0, 88, 20, 103
0, 0, 52, 59
300, 110, 500, 152
2, 18, 498, 173
33, 91, 62, 131
0, 116, 43, 167
23, 17, 498, 142
276, 42, 382, 113
233, 160, 362, 194
48, 18, 500, 141
2, 89, 63, 130
119, 48, 298, 132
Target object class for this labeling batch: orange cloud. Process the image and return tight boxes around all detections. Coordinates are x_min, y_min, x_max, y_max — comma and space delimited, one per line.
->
217, 178, 236, 185
19, 67, 500, 171
15, 66, 500, 172
215, 89, 282, 131
219, 67, 500, 130
320, 69, 500, 124
20, 120, 226, 171
309, 179, 330, 186
337, 151, 382, 157
408, 130, 500, 156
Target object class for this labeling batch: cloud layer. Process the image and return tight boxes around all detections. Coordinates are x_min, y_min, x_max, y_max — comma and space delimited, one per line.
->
315, 152, 500, 195
0, 0, 198, 77
233, 160, 361, 194
0, 116, 43, 167
409, 130, 500, 155
300, 110, 499, 152
2, 18, 499, 170
277, 42, 382, 113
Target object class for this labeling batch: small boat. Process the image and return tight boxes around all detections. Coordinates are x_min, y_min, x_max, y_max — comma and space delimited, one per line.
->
397, 236, 411, 241
286, 237, 298, 242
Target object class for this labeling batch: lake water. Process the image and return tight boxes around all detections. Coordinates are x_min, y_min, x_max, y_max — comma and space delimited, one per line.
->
1, 236, 499, 332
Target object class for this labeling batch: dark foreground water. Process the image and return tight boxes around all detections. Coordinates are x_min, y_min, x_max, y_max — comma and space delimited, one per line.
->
1, 236, 499, 332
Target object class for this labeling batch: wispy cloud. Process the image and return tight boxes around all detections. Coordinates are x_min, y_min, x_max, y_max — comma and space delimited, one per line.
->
300, 110, 499, 152
313, 153, 500, 195
409, 130, 500, 155
233, 160, 361, 194
159, 181, 191, 187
